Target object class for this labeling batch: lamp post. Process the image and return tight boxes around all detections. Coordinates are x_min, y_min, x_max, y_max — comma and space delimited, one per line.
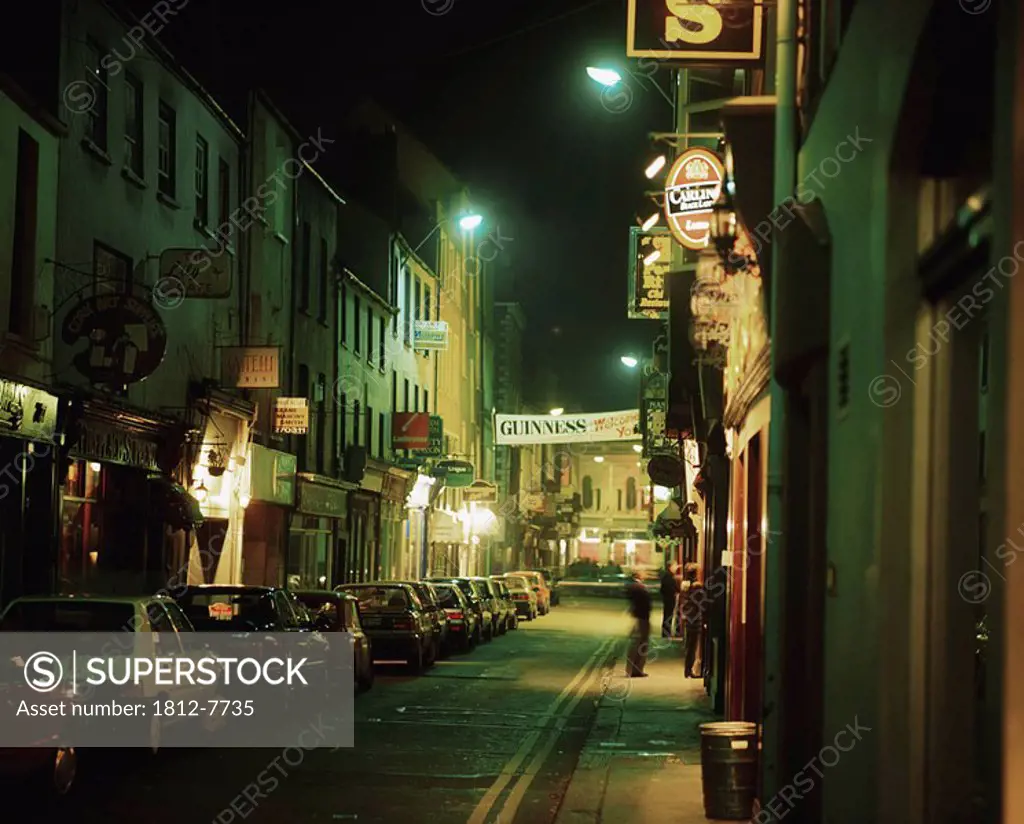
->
585, 64, 676, 110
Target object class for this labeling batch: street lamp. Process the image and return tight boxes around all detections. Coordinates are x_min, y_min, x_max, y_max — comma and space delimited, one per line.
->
644, 155, 667, 179
549, 407, 564, 416
586, 66, 622, 87
414, 211, 484, 254
620, 356, 639, 368
640, 212, 660, 231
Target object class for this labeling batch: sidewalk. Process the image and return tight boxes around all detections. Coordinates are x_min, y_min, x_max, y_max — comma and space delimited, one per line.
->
555, 636, 739, 824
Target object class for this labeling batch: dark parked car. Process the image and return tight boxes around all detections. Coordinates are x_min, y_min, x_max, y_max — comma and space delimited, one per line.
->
432, 582, 478, 652
337, 583, 437, 673
425, 577, 493, 642
469, 576, 508, 636
292, 590, 374, 692
404, 581, 447, 660
489, 578, 519, 632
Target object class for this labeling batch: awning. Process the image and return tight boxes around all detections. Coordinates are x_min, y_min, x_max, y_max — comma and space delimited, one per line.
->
296, 473, 353, 518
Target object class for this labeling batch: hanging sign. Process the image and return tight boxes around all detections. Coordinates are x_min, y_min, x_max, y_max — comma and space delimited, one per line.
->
434, 460, 474, 487
221, 346, 280, 388
664, 148, 725, 251
413, 415, 444, 457
392, 413, 430, 450
628, 227, 671, 320
159, 248, 231, 299
60, 290, 168, 385
413, 321, 449, 351
495, 410, 640, 446
626, 0, 765, 64
463, 480, 498, 503
273, 397, 309, 435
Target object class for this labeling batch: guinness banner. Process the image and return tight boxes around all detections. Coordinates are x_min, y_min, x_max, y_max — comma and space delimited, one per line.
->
495, 410, 640, 446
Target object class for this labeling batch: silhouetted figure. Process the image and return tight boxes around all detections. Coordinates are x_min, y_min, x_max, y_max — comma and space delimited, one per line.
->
660, 561, 681, 637
625, 573, 652, 677
682, 565, 706, 678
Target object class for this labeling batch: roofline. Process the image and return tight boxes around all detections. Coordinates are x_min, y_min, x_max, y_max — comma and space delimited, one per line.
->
341, 268, 396, 315
0, 73, 68, 137
393, 232, 440, 281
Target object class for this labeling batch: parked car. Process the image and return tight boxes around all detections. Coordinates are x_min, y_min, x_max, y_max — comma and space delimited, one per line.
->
425, 577, 493, 642
403, 581, 447, 660
431, 582, 478, 652
509, 570, 551, 614
489, 578, 519, 631
292, 590, 374, 692
0, 593, 218, 755
469, 576, 508, 636
337, 583, 436, 672
533, 568, 560, 606
503, 574, 538, 620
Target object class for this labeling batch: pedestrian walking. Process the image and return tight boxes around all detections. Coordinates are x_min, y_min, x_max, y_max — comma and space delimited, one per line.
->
660, 561, 681, 638
681, 565, 706, 678
625, 572, 652, 677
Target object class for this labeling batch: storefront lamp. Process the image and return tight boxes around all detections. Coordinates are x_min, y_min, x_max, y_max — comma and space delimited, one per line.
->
641, 212, 659, 231
644, 155, 666, 179
239, 492, 251, 509
192, 481, 208, 503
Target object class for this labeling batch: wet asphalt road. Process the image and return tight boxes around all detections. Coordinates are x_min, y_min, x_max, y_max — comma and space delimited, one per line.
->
22, 596, 633, 824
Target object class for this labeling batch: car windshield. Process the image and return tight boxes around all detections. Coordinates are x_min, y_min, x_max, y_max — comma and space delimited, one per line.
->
176, 591, 276, 630
0, 601, 135, 631
505, 576, 528, 589
435, 586, 462, 608
344, 586, 409, 610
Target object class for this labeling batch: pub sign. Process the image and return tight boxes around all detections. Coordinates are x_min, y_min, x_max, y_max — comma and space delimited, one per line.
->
626, 0, 765, 64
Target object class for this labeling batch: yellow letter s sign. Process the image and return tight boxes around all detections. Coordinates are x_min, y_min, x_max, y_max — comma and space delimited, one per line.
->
665, 0, 724, 45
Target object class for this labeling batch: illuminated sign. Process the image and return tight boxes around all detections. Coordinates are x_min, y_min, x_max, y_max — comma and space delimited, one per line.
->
626, 0, 765, 63
628, 227, 671, 320
664, 148, 724, 251
221, 346, 280, 388
273, 397, 309, 435
495, 410, 640, 446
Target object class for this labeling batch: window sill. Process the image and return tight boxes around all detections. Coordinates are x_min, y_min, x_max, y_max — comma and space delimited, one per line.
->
81, 137, 112, 166
193, 218, 216, 238
121, 166, 146, 189
157, 191, 181, 210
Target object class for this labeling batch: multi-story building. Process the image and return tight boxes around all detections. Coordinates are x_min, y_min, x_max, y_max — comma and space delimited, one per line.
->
494, 302, 526, 566
0, 74, 63, 606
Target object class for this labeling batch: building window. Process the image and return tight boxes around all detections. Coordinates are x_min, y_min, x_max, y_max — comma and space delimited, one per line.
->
339, 393, 347, 448
194, 135, 209, 225
218, 159, 230, 230
423, 389, 429, 414
391, 372, 397, 412
415, 279, 422, 322
403, 268, 412, 344
157, 101, 176, 198
414, 385, 419, 412
299, 222, 311, 312
617, 489, 623, 511
8, 130, 39, 337
123, 73, 143, 176
403, 379, 409, 412
378, 316, 386, 370
378, 412, 385, 458
626, 477, 637, 510
319, 237, 329, 322
424, 285, 432, 322
297, 365, 310, 473
366, 407, 373, 457
352, 400, 360, 445
582, 476, 593, 510
596, 488, 602, 510
93, 241, 131, 297
84, 39, 108, 150
340, 284, 348, 346
366, 305, 373, 362
353, 296, 361, 355
316, 374, 326, 475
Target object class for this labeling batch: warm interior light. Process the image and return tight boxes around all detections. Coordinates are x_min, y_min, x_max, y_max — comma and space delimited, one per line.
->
641, 213, 659, 231
89, 462, 102, 473
644, 155, 666, 179
633, 444, 643, 453
643, 249, 661, 266
192, 481, 208, 503
594, 456, 605, 463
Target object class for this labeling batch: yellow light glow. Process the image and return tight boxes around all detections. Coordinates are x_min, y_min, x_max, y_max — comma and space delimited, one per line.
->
641, 213, 659, 231
594, 456, 604, 463
645, 155, 666, 179
89, 462, 102, 473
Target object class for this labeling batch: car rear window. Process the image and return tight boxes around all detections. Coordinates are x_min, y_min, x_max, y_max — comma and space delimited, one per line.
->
505, 576, 528, 589
0, 601, 135, 631
435, 586, 462, 608
343, 586, 409, 609
176, 591, 276, 630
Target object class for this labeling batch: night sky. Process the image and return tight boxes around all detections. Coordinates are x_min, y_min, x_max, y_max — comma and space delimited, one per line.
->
131, 0, 664, 412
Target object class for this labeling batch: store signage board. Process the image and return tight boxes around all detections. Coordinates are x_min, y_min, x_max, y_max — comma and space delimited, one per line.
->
0, 379, 58, 442
628, 227, 672, 320
413, 415, 444, 457
434, 460, 474, 487
413, 320, 449, 351
392, 413, 430, 450
60, 290, 168, 386
663, 148, 725, 251
463, 480, 498, 503
626, 0, 765, 63
159, 248, 231, 299
273, 397, 309, 435
495, 410, 640, 446
221, 346, 280, 389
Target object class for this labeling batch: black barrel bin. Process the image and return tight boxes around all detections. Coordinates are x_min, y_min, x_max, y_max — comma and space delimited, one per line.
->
699, 721, 758, 820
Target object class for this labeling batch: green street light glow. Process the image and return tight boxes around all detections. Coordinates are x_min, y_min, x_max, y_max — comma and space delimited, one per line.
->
459, 213, 483, 231
620, 356, 638, 368
586, 67, 622, 87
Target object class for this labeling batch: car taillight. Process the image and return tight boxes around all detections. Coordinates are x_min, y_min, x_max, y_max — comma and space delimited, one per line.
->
393, 619, 413, 630
446, 610, 464, 620
514, 594, 528, 600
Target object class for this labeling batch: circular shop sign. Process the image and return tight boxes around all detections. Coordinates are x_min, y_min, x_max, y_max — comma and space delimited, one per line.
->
663, 148, 725, 251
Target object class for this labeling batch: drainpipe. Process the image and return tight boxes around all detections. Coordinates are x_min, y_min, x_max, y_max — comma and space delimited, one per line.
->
763, 0, 797, 806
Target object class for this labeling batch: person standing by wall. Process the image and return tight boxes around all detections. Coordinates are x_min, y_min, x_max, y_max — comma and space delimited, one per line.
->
625, 572, 652, 677
682, 564, 706, 678
660, 560, 681, 637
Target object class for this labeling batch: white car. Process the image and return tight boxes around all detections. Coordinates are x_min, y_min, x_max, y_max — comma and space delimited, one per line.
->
0, 593, 221, 755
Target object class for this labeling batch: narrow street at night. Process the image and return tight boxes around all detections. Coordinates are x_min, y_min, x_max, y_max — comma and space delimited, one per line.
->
15, 598, 714, 824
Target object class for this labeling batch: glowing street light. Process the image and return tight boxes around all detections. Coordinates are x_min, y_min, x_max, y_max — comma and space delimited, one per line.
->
586, 66, 622, 87
641, 212, 660, 231
549, 407, 564, 416
458, 213, 483, 231
620, 356, 639, 368
644, 155, 666, 179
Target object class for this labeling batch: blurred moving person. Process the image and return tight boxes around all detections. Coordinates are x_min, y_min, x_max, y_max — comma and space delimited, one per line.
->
625, 572, 652, 677
682, 564, 707, 678
659, 561, 681, 638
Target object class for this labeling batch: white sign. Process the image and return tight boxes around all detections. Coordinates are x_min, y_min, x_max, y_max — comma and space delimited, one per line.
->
221, 347, 280, 388
495, 410, 641, 446
414, 321, 449, 351
273, 397, 309, 435
159, 248, 231, 298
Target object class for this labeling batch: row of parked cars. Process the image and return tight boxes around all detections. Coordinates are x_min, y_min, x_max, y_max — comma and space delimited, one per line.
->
0, 568, 557, 799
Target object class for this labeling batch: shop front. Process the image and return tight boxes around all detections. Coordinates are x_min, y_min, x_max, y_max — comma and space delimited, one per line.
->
0, 377, 60, 608
428, 509, 462, 577
58, 396, 196, 596
346, 458, 386, 582
242, 444, 295, 586
187, 387, 256, 585
402, 473, 434, 579
379, 467, 413, 580
288, 473, 352, 590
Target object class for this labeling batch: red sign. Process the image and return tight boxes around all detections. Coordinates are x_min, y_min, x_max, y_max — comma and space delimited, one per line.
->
391, 413, 430, 450
663, 148, 725, 251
